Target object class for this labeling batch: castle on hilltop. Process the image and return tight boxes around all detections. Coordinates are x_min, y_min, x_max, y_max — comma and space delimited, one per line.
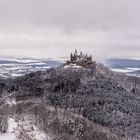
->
70, 49, 92, 62
65, 50, 95, 68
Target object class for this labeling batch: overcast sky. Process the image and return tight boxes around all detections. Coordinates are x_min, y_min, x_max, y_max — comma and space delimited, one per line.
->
0, 0, 140, 60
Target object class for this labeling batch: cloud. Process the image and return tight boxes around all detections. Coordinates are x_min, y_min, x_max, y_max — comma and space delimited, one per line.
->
0, 0, 140, 60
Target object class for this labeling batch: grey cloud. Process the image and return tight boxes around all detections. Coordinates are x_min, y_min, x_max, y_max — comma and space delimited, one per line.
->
0, 0, 140, 60
0, 0, 140, 30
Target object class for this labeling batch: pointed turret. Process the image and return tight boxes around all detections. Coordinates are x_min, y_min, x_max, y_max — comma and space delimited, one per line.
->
70, 52, 73, 61
80, 51, 83, 57
74, 49, 78, 56
85, 53, 88, 58
89, 55, 92, 61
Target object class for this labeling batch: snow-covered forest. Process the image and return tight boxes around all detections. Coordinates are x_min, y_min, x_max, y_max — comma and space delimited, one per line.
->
0, 55, 139, 140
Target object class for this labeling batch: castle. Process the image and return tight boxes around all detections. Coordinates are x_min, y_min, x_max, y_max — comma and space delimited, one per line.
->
70, 49, 92, 62
65, 50, 94, 68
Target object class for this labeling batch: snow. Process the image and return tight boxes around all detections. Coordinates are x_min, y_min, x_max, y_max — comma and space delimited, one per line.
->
14, 120, 47, 140
0, 118, 17, 140
0, 57, 40, 64
8, 119, 17, 132
64, 64, 82, 69
6, 99, 16, 107
0, 97, 47, 140
34, 125, 47, 140
111, 68, 135, 73
0, 58, 62, 78
0, 118, 48, 140
10, 73, 24, 77
112, 67, 140, 74
126, 68, 140, 71
35, 66, 51, 69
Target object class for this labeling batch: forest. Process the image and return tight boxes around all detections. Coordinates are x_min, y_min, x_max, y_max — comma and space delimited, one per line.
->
0, 61, 139, 140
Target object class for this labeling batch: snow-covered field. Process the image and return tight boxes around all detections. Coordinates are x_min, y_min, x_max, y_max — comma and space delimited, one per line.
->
111, 68, 134, 73
106, 58, 140, 76
0, 57, 64, 78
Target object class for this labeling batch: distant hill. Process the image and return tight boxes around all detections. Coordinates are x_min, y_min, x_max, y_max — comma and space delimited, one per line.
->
106, 58, 140, 76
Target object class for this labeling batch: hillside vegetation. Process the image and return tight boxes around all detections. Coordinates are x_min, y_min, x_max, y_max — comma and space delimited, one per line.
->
0, 60, 139, 140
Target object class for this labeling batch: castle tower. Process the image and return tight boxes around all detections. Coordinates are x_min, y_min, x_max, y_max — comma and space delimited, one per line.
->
74, 49, 78, 56
89, 55, 92, 61
70, 52, 73, 61
80, 51, 83, 57
85, 53, 88, 58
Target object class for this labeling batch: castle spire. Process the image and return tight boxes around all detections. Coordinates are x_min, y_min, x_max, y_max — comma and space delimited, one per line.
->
70, 52, 73, 61
74, 49, 78, 56
89, 55, 92, 61
85, 53, 88, 58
